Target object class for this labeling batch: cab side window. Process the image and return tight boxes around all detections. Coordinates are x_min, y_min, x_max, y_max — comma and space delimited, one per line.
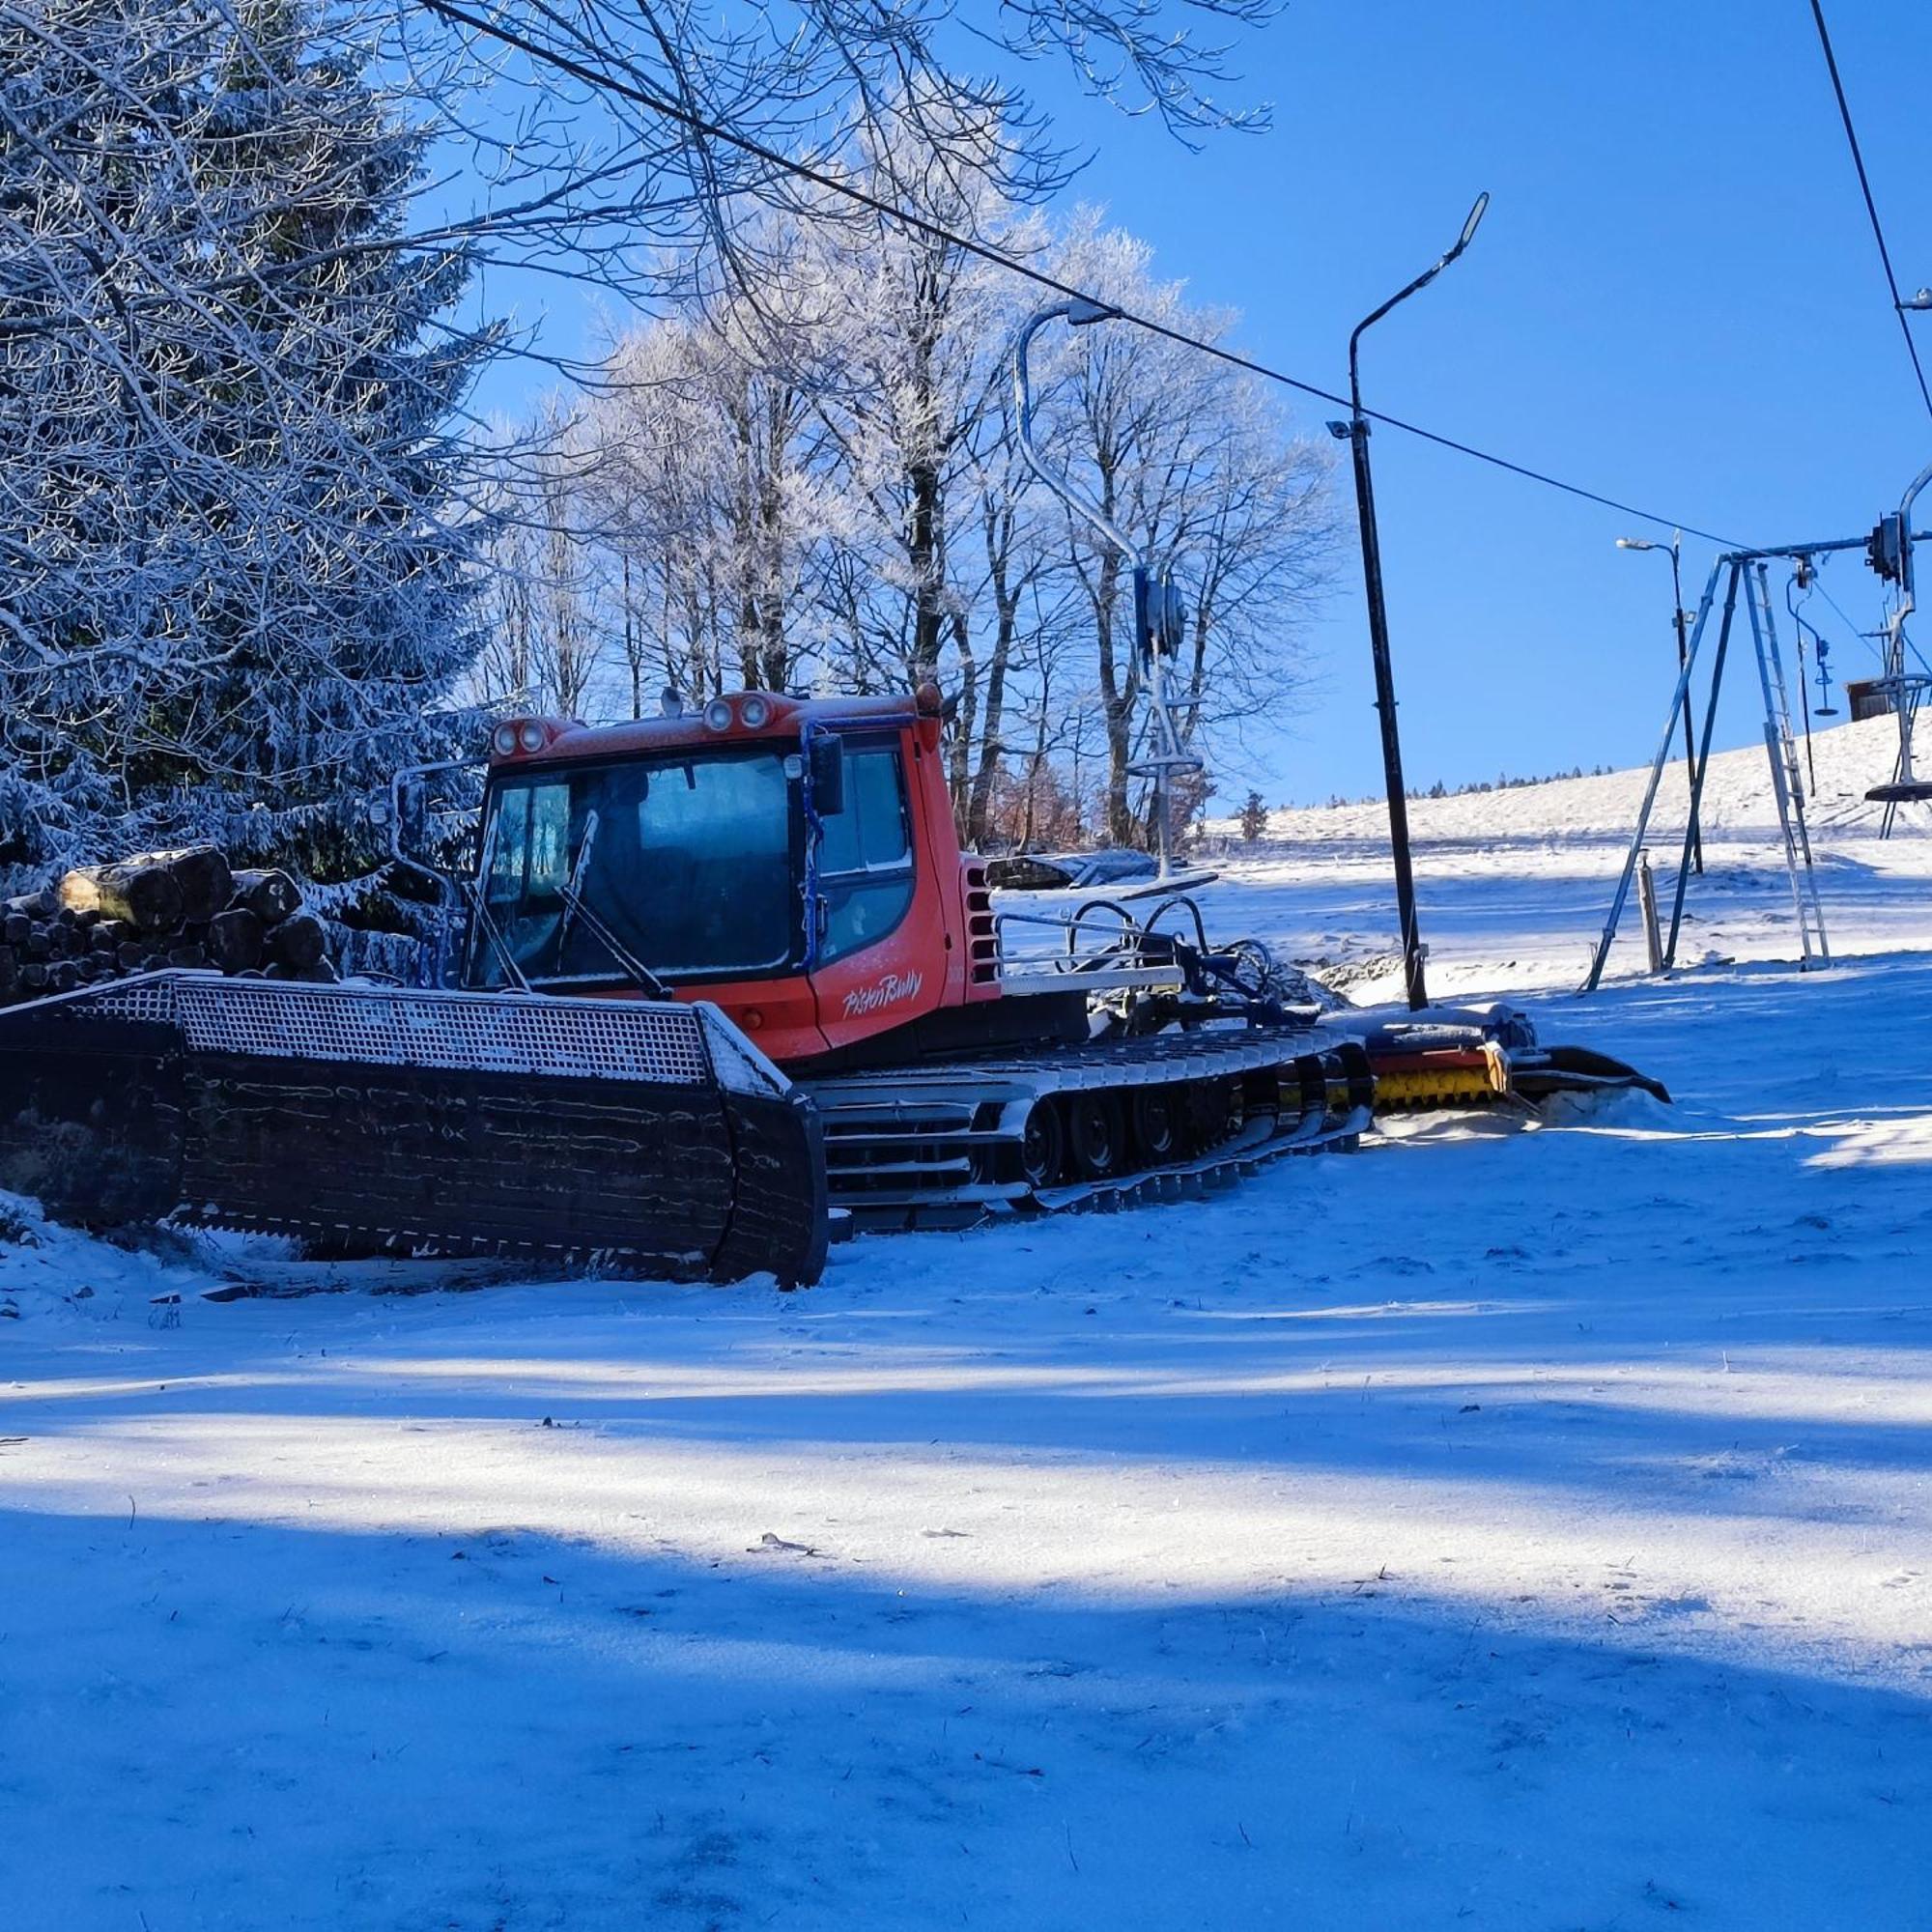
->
817, 741, 915, 963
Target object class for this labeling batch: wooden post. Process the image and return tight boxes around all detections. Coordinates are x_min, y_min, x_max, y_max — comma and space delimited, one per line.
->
1637, 854, 1663, 977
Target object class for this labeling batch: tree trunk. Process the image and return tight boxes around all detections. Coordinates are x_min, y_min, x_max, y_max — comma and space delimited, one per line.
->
967, 596, 1018, 850
908, 456, 946, 683
948, 609, 977, 833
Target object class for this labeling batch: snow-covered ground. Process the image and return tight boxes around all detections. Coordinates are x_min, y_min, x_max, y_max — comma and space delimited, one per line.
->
6, 716, 1932, 1929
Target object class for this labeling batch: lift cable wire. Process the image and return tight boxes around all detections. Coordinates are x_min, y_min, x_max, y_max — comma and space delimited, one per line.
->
1807, 0, 1932, 423
414, 0, 1744, 549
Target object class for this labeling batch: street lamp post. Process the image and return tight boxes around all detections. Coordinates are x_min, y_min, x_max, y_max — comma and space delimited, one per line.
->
1328, 191, 1489, 1012
1616, 532, 1703, 874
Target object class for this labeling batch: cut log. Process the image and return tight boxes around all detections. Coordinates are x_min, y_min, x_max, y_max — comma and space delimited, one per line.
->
116, 941, 147, 973
2, 913, 28, 946
207, 909, 266, 974
228, 868, 300, 925
167, 942, 208, 971
269, 912, 327, 971
60, 860, 184, 932
148, 847, 234, 924
297, 958, 339, 985
47, 960, 78, 994
19, 961, 47, 993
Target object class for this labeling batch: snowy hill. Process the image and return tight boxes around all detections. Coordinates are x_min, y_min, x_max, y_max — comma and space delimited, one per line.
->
1192, 712, 1932, 1001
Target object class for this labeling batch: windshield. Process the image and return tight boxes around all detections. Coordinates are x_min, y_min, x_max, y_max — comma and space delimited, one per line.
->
468, 749, 799, 988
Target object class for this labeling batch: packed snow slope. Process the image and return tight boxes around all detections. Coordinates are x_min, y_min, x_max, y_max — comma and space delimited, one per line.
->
1200, 710, 1932, 1000
5, 724, 1932, 1930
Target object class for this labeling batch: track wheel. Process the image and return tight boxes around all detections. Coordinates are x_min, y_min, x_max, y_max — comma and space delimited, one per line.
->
1130, 1085, 1181, 1164
1185, 1075, 1247, 1153
1065, 1092, 1125, 1179
1019, 1099, 1065, 1188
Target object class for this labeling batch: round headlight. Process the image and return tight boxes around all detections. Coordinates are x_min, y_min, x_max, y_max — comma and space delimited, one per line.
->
703, 698, 734, 732
517, 720, 547, 753
739, 693, 771, 728
492, 723, 519, 756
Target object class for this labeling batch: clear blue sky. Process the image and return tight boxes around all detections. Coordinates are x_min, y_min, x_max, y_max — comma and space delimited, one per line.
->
492, 0, 1932, 804
1017, 0, 1932, 803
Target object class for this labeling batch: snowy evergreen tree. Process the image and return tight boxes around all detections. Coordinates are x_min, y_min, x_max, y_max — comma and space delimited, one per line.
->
0, 0, 495, 885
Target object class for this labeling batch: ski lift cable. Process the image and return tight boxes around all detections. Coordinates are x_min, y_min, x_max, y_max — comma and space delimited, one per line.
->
412, 0, 1744, 549
1806, 0, 1932, 424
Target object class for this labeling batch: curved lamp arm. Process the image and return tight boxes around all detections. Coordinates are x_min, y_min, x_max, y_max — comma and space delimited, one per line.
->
1010, 298, 1142, 570
1349, 191, 1489, 413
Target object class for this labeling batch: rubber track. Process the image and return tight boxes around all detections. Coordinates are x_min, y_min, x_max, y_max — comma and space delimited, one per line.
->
809, 1026, 1373, 1231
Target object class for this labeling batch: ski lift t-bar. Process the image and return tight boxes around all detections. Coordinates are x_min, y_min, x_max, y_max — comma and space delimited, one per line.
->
1010, 300, 1203, 880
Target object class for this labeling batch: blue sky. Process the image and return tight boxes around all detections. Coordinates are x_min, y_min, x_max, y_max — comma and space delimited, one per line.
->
1015, 0, 1932, 803
488, 0, 1932, 804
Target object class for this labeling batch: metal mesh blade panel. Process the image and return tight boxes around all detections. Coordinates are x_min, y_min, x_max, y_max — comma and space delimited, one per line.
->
56, 973, 714, 1086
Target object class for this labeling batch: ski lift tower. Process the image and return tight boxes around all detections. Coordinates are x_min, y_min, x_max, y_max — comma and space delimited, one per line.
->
1861, 457, 1932, 835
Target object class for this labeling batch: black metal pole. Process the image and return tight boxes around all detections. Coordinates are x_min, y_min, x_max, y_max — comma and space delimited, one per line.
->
1669, 541, 1704, 874
1333, 193, 1487, 1015
1343, 414, 1429, 1010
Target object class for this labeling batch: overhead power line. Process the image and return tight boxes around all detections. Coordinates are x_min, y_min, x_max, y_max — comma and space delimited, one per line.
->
414, 0, 1743, 548
1807, 0, 1932, 423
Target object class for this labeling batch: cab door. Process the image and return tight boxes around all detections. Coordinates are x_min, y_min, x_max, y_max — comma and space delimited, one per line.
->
808, 731, 945, 1048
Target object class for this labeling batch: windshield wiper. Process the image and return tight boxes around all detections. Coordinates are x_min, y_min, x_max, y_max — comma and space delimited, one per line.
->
555, 809, 598, 958
468, 812, 533, 994
552, 811, 670, 999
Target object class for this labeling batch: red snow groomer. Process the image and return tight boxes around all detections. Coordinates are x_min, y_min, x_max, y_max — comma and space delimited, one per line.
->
0, 302, 1663, 1286
0, 679, 1662, 1288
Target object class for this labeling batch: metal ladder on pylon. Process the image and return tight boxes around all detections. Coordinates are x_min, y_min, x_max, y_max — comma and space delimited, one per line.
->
1745, 561, 1831, 968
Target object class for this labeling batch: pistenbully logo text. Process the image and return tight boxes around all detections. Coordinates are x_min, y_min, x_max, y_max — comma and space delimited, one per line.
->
842, 970, 923, 1019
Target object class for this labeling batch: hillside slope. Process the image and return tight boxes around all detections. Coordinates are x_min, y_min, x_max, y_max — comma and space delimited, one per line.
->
1193, 712, 1932, 1000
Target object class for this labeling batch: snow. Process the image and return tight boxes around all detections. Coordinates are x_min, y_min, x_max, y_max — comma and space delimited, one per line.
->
1202, 709, 1932, 1002
6, 717, 1932, 1928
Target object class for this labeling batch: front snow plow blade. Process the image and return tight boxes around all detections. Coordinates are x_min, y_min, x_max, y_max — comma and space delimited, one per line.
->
0, 973, 827, 1286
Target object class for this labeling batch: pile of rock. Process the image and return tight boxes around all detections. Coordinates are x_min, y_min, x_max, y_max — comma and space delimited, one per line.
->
0, 846, 334, 1006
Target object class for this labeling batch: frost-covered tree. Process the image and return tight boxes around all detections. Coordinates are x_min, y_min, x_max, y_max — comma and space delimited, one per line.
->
0, 0, 494, 882
1030, 214, 1340, 846
559, 189, 1337, 853
568, 288, 826, 711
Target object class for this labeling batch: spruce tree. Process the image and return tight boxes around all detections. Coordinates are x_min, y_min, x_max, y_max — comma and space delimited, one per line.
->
0, 0, 495, 889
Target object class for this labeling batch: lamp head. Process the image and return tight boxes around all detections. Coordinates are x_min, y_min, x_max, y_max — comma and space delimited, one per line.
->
1065, 298, 1120, 327
1455, 191, 1490, 256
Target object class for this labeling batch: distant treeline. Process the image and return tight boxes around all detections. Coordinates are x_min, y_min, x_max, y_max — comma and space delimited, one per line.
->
1301, 764, 1619, 810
